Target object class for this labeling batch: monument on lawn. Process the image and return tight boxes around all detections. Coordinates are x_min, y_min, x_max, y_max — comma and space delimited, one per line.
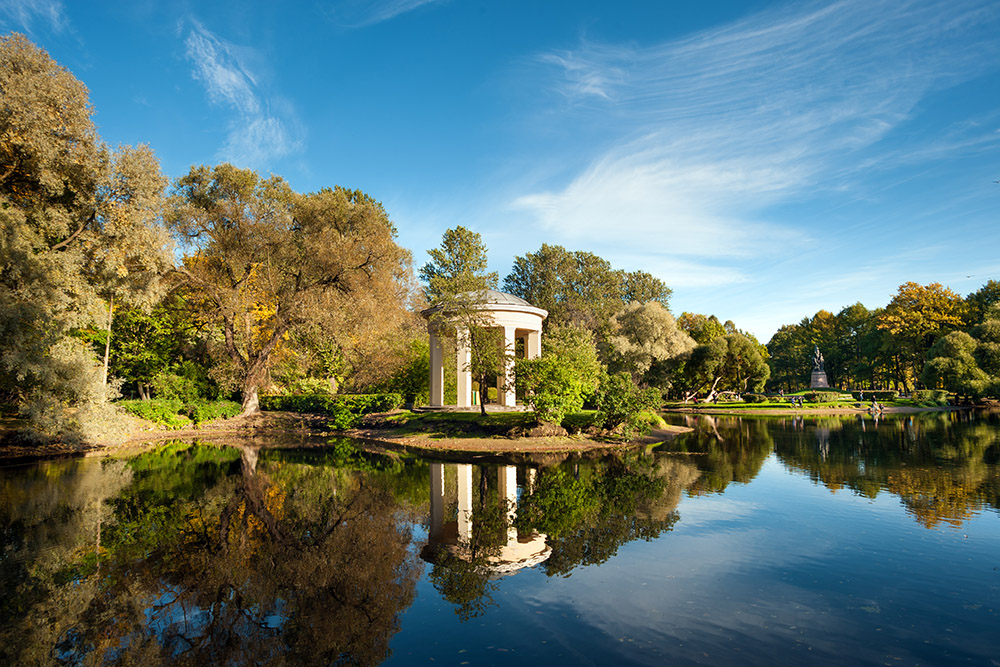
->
810, 346, 830, 389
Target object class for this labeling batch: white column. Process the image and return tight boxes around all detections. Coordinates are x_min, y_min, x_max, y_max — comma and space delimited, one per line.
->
456, 327, 472, 408
429, 329, 444, 407
456, 464, 473, 542
498, 326, 517, 407
429, 462, 445, 541
526, 329, 542, 359
498, 466, 518, 542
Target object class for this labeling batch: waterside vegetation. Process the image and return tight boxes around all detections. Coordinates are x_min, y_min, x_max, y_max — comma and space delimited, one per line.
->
1, 34, 998, 458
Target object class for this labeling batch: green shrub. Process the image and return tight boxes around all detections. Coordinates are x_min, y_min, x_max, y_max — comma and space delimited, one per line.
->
911, 389, 950, 406
118, 399, 188, 428
851, 390, 898, 401
802, 391, 845, 403
183, 399, 241, 424
151, 360, 216, 401
633, 410, 667, 430
742, 393, 767, 403
258, 393, 404, 429
595, 372, 660, 436
287, 377, 335, 395
118, 398, 242, 428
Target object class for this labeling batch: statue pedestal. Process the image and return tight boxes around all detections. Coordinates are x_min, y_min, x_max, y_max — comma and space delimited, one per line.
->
810, 371, 830, 389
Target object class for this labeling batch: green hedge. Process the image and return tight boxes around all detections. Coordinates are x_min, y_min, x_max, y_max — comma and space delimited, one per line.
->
851, 390, 898, 401
184, 399, 242, 424
802, 391, 845, 403
117, 398, 241, 428
259, 393, 404, 429
742, 393, 768, 403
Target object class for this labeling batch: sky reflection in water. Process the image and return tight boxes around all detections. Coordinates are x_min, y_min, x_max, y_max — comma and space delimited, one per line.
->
1, 412, 998, 665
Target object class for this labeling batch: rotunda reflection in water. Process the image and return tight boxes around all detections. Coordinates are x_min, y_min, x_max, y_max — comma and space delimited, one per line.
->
420, 463, 551, 575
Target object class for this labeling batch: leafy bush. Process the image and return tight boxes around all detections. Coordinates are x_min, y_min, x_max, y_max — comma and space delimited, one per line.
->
259, 393, 404, 429
742, 393, 768, 403
183, 399, 242, 424
802, 391, 845, 403
911, 389, 950, 406
516, 324, 603, 424
287, 377, 336, 395
633, 410, 667, 430
118, 399, 188, 428
851, 390, 898, 401
151, 360, 215, 401
118, 398, 242, 427
595, 372, 660, 436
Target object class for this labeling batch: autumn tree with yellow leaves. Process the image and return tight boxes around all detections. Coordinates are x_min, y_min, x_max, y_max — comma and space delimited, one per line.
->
167, 164, 412, 416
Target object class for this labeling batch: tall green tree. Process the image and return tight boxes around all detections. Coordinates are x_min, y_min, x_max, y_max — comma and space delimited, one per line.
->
418, 225, 498, 302
921, 331, 989, 400
168, 166, 411, 415
503, 243, 671, 333
676, 333, 770, 401
420, 227, 506, 415
677, 313, 727, 345
965, 280, 1000, 326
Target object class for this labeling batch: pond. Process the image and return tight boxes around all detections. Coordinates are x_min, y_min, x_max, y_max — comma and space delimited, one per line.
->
2, 412, 999, 665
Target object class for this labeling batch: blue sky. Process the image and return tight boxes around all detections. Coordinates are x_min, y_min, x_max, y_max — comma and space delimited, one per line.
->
3, 0, 999, 341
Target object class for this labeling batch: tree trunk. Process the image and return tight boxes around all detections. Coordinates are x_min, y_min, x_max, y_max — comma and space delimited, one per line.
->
240, 384, 260, 417
101, 294, 114, 391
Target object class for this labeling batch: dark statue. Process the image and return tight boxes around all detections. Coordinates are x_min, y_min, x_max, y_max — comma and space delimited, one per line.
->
812, 346, 825, 372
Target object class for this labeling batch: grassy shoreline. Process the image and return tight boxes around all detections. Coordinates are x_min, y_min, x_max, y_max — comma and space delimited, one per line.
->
1, 401, 986, 465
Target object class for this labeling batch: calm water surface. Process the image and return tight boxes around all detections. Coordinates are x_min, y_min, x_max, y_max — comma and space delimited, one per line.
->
2, 412, 998, 665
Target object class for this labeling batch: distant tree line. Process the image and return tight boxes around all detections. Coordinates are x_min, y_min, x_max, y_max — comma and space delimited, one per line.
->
766, 280, 1000, 398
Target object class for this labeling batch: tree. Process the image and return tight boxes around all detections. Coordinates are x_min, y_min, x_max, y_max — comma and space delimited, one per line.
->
503, 243, 671, 334
420, 227, 506, 415
972, 311, 1000, 379
877, 282, 965, 391
418, 225, 497, 302
0, 34, 171, 436
607, 302, 695, 386
675, 333, 770, 402
965, 279, 1000, 326
168, 165, 411, 416
921, 331, 989, 400
515, 324, 602, 424
677, 313, 727, 345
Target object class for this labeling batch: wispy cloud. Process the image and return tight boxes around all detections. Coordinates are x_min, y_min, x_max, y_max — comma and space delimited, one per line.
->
327, 0, 447, 28
0, 0, 67, 34
514, 0, 1000, 281
183, 20, 301, 168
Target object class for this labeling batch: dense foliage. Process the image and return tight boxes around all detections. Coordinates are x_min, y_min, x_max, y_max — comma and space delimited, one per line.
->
766, 280, 1000, 398
260, 393, 404, 428
515, 324, 602, 424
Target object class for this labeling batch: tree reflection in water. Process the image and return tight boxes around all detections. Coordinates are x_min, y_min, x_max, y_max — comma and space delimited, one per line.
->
1, 440, 422, 666
665, 411, 1000, 529
423, 453, 702, 619
6, 413, 996, 661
